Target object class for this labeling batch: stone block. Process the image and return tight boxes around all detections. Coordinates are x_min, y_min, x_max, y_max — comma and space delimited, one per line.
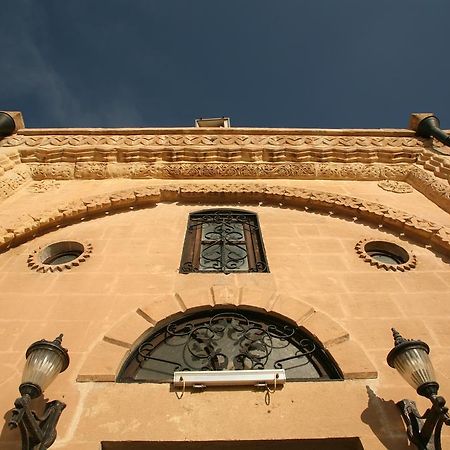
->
109, 190, 136, 209
301, 311, 349, 348
330, 340, 377, 379
77, 341, 127, 382
239, 286, 277, 311
176, 287, 214, 310
399, 271, 449, 292
103, 311, 153, 348
211, 285, 240, 306
269, 294, 315, 324
138, 293, 184, 325
133, 186, 161, 204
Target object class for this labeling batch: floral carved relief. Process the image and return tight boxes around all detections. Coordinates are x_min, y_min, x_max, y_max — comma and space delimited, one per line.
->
377, 180, 413, 193
27, 180, 61, 193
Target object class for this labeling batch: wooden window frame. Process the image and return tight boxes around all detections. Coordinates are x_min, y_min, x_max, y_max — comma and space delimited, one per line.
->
179, 209, 269, 274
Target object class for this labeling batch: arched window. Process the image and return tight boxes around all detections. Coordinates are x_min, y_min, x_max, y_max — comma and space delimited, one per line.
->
118, 309, 343, 382
179, 209, 269, 273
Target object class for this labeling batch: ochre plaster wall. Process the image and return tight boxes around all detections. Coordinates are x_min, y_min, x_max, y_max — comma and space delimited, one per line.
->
0, 193, 449, 449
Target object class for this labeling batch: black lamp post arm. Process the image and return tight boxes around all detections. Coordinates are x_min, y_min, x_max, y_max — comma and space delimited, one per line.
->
9, 394, 66, 450
398, 396, 450, 450
420, 396, 450, 446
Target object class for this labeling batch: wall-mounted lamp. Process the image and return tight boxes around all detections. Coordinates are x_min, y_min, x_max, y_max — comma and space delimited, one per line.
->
387, 328, 450, 450
8, 334, 70, 450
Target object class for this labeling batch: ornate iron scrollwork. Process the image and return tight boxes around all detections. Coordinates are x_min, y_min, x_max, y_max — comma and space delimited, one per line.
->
118, 309, 342, 382
179, 209, 269, 273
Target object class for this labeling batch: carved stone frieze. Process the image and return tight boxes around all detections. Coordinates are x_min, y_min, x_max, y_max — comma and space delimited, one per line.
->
407, 166, 450, 206
0, 133, 429, 150
106, 163, 157, 179
2, 128, 449, 211
28, 163, 74, 180
0, 147, 21, 171
24, 162, 412, 181
377, 180, 413, 193
74, 162, 108, 179
2, 159, 449, 213
0, 183, 448, 258
0, 165, 30, 200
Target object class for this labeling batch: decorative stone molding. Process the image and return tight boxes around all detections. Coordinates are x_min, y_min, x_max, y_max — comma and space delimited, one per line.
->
407, 165, 450, 208
2, 127, 450, 210
417, 148, 450, 180
26, 162, 413, 181
27, 240, 93, 273
377, 180, 413, 193
1, 133, 428, 152
355, 238, 417, 272
17, 161, 450, 212
0, 183, 448, 257
0, 146, 21, 172
0, 164, 30, 200
77, 286, 377, 382
28, 162, 74, 180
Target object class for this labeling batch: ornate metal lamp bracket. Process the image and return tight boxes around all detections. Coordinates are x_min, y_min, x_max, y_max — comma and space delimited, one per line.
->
397, 396, 450, 450
7, 334, 69, 450
9, 395, 66, 450
388, 329, 450, 450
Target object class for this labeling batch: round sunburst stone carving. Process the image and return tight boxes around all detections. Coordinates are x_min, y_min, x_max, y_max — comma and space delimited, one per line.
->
28, 240, 93, 273
355, 239, 416, 272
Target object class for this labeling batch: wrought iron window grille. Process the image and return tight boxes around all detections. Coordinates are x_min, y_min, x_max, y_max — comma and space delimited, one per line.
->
179, 209, 269, 274
118, 309, 343, 383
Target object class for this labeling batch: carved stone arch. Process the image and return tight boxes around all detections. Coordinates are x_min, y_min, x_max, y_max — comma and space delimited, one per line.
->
0, 183, 449, 256
77, 286, 377, 383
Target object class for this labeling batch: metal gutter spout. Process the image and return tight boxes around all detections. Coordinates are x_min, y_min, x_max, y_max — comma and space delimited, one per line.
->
0, 112, 16, 137
410, 113, 450, 148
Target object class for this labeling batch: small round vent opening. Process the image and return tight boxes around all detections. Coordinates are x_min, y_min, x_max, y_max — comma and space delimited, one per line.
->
364, 241, 409, 265
355, 239, 416, 271
28, 241, 92, 272
40, 241, 84, 265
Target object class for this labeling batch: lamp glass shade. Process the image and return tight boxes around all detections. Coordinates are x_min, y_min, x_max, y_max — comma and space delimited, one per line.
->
391, 346, 436, 391
21, 347, 64, 392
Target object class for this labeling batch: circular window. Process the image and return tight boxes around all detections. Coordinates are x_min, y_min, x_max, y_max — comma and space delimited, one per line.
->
355, 239, 416, 271
28, 241, 93, 272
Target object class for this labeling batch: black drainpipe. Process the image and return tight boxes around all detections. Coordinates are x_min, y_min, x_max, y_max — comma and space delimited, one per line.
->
0, 112, 16, 137
410, 113, 450, 151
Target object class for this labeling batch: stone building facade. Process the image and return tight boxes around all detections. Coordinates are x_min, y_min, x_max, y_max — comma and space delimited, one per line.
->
0, 112, 449, 449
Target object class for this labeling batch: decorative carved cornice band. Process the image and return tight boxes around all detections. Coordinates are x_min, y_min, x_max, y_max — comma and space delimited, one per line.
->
2, 132, 449, 209
1, 134, 428, 150
0, 183, 448, 257
24, 161, 450, 213
27, 161, 411, 180
417, 149, 450, 181
0, 165, 31, 200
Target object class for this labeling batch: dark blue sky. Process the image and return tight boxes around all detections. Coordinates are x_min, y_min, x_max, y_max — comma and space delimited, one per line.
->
2, 0, 450, 129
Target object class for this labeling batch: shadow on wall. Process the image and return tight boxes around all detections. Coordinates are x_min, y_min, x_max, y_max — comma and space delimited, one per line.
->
361, 386, 413, 450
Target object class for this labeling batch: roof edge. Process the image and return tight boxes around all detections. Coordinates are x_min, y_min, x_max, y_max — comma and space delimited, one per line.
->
17, 127, 419, 137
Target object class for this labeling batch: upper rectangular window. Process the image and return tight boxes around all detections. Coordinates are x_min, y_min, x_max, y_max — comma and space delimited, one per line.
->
179, 209, 269, 274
